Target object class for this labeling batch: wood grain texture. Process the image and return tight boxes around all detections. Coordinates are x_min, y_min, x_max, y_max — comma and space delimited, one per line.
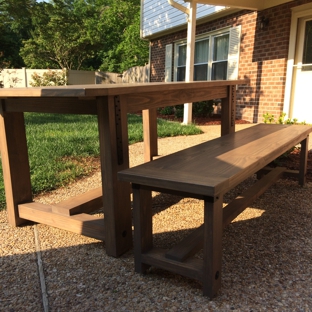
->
0, 102, 32, 226
0, 79, 249, 257
118, 124, 312, 197
124, 86, 228, 113
203, 195, 223, 298
0, 80, 249, 98
133, 184, 153, 273
4, 98, 97, 114
18, 202, 105, 241
141, 247, 204, 281
97, 96, 132, 256
51, 187, 103, 216
143, 109, 158, 162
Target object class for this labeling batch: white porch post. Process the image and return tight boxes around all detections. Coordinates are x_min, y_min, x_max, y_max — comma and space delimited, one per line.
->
183, 1, 197, 125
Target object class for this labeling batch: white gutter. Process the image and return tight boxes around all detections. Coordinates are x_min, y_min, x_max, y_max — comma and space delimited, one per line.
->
168, 0, 190, 15
183, 0, 294, 11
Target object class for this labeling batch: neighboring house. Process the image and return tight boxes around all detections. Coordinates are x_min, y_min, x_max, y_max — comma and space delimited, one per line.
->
141, 0, 312, 123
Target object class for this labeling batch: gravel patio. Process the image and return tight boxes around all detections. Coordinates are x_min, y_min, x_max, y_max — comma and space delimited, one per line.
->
1, 124, 311, 311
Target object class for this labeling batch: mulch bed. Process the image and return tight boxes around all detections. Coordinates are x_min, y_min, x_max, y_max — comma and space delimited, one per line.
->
156, 113, 251, 125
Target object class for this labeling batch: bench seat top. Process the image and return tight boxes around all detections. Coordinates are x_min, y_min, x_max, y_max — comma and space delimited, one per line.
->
118, 124, 312, 197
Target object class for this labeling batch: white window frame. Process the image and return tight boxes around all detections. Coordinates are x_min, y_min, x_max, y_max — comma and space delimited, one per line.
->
284, 3, 312, 119
173, 26, 240, 81
211, 32, 230, 80
194, 37, 210, 81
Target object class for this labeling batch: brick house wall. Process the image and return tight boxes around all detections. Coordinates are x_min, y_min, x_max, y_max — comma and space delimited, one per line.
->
149, 0, 312, 123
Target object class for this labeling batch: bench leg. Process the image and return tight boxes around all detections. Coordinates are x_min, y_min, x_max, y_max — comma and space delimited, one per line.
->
143, 109, 158, 162
203, 195, 223, 298
221, 85, 236, 136
132, 184, 153, 273
299, 136, 309, 186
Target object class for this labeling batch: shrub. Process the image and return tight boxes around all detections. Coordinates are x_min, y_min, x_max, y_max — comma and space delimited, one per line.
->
0, 53, 10, 88
30, 69, 67, 87
263, 112, 307, 165
159, 100, 216, 120
263, 112, 305, 125
192, 100, 215, 117
159, 106, 174, 115
174, 105, 184, 118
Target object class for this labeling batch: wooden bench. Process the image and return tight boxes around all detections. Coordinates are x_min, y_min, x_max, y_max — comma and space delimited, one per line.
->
118, 124, 312, 298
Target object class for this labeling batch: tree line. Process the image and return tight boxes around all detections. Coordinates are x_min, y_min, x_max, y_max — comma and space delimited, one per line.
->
0, 0, 149, 72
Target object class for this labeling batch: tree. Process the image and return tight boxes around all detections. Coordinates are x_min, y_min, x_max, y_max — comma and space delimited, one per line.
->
98, 0, 149, 73
0, 0, 35, 67
0, 54, 6, 88
115, 10, 149, 72
0, 0, 35, 36
20, 0, 104, 69
15, 0, 148, 72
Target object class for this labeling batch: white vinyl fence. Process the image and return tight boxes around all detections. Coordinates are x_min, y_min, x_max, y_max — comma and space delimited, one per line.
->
1, 65, 150, 88
0, 68, 96, 88
96, 65, 150, 84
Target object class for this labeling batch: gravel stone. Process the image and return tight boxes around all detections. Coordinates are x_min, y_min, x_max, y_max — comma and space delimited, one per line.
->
1, 124, 311, 311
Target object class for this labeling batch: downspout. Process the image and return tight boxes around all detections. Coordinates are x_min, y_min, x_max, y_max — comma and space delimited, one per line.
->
140, 0, 151, 82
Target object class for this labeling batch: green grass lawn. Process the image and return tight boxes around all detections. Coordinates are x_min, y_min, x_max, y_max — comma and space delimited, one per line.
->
0, 113, 202, 210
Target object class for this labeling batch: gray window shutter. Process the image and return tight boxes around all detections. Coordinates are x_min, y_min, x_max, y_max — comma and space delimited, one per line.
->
227, 25, 241, 80
165, 44, 173, 82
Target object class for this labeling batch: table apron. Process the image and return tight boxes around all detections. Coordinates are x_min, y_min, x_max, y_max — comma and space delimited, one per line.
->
3, 97, 98, 114
125, 86, 228, 113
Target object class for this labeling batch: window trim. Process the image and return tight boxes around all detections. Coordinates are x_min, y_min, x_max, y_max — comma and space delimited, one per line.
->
173, 27, 231, 82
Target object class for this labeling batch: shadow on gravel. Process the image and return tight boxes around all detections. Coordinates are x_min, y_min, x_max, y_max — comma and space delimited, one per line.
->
1, 180, 311, 311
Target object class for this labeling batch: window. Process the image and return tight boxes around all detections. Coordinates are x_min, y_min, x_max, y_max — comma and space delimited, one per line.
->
194, 39, 209, 80
177, 39, 210, 81
211, 34, 229, 80
177, 44, 187, 81
172, 27, 240, 81
302, 19, 312, 71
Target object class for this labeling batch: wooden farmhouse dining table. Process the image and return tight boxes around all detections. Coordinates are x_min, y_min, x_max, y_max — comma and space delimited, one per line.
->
0, 80, 248, 257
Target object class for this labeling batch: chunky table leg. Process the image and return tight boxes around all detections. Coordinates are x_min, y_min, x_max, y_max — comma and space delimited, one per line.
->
142, 108, 158, 162
203, 195, 223, 298
132, 184, 153, 273
97, 96, 133, 257
0, 103, 32, 226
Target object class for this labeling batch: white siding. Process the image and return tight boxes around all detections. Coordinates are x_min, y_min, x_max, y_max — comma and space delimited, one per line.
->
142, 0, 226, 38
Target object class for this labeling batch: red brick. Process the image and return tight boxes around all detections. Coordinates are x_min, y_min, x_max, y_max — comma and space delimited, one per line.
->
149, 0, 312, 122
